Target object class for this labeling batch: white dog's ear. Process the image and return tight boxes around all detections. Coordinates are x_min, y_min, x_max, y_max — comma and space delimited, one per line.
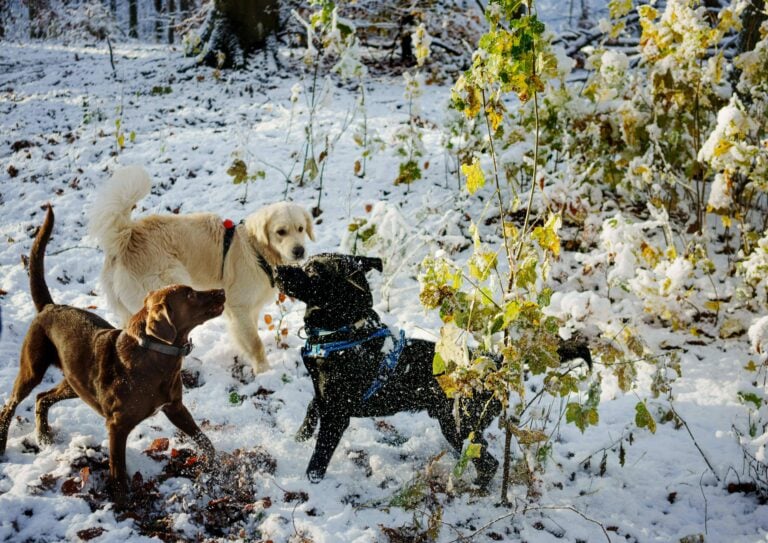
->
250, 209, 271, 247
303, 209, 315, 241
146, 302, 176, 344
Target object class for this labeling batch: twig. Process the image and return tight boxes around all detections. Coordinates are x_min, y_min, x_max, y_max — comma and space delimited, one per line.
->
47, 245, 100, 256
669, 402, 721, 484
106, 36, 116, 79
699, 469, 709, 535
445, 502, 613, 543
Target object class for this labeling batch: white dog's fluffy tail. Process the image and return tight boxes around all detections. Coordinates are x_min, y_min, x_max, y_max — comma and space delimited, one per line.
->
89, 165, 151, 253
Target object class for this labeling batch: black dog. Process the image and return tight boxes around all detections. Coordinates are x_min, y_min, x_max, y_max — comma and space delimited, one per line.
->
277, 253, 591, 487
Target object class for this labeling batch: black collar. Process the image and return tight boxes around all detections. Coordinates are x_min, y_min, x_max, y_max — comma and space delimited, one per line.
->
138, 335, 194, 357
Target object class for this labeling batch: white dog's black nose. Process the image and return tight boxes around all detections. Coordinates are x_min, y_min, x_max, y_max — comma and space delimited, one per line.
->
293, 246, 305, 259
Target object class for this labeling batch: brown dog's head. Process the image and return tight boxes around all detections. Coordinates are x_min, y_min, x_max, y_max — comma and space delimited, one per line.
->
140, 285, 226, 344
244, 202, 314, 265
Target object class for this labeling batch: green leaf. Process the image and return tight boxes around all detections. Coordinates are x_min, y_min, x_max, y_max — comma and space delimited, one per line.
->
395, 160, 421, 185
738, 391, 763, 410
566, 401, 599, 433
453, 434, 482, 477
227, 159, 249, 185
433, 352, 446, 375
515, 256, 537, 289
634, 401, 657, 434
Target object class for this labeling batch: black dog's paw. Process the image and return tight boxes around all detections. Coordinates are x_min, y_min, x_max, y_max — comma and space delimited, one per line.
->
295, 426, 314, 442
307, 469, 325, 483
473, 455, 499, 489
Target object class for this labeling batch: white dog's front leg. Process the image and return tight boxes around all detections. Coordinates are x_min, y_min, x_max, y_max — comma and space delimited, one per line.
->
225, 303, 269, 373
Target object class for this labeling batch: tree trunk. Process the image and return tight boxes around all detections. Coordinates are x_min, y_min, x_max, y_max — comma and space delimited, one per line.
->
154, 0, 163, 42
168, 0, 176, 44
740, 0, 766, 54
0, 0, 5, 39
28, 0, 50, 39
179, 0, 193, 15
129, 0, 138, 38
194, 0, 279, 69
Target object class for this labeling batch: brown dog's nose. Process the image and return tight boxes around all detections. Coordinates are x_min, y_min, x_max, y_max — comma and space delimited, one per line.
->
292, 246, 305, 259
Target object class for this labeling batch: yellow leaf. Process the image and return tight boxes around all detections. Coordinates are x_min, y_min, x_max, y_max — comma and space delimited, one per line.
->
714, 139, 733, 157
436, 374, 458, 398
665, 245, 677, 260
721, 215, 732, 228
704, 300, 721, 312
461, 158, 486, 195
638, 5, 657, 20
531, 213, 561, 256
641, 242, 659, 266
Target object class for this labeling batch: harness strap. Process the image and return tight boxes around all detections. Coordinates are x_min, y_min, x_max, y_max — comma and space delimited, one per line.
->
362, 329, 407, 401
256, 253, 275, 288
221, 219, 237, 278
302, 327, 391, 359
301, 325, 408, 402
221, 219, 275, 287
304, 318, 375, 341
138, 335, 194, 357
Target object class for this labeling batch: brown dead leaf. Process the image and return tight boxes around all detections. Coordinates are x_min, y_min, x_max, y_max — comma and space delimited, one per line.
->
145, 437, 170, 454
77, 527, 105, 541
283, 490, 309, 503
61, 478, 80, 496
79, 467, 90, 487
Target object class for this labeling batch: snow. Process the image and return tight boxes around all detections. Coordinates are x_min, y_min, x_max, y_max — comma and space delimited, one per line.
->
0, 19, 767, 543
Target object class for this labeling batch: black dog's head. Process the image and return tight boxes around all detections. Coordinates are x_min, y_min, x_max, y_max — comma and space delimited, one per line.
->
276, 253, 383, 329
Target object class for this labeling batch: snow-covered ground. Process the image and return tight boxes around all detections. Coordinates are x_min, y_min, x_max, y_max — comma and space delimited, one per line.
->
0, 27, 766, 543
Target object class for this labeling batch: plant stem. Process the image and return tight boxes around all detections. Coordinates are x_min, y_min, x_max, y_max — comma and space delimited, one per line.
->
481, 88, 513, 269
500, 407, 513, 506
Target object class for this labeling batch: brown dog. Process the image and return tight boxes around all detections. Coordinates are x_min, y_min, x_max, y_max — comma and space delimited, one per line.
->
0, 205, 225, 504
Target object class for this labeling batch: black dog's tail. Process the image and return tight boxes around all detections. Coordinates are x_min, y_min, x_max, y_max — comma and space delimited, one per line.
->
29, 205, 55, 312
557, 336, 593, 370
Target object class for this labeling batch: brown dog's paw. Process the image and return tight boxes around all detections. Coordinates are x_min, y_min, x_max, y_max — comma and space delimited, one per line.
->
36, 430, 54, 448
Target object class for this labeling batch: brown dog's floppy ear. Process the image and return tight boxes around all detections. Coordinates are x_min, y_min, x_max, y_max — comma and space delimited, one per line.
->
355, 256, 383, 273
303, 208, 315, 241
145, 302, 176, 344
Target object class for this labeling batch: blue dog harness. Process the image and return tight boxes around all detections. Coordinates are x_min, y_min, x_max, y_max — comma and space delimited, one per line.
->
302, 326, 407, 401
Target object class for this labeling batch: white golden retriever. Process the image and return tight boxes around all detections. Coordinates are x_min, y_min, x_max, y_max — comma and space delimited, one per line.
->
89, 165, 314, 372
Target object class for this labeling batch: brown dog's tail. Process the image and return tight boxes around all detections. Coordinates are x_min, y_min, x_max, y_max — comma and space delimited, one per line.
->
29, 205, 55, 312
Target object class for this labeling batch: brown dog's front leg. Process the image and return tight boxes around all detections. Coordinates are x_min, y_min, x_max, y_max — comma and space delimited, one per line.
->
162, 402, 215, 458
106, 423, 130, 506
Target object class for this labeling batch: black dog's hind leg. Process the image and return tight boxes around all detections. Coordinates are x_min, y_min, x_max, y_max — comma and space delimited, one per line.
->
433, 406, 498, 488
469, 434, 499, 489
306, 415, 350, 482
296, 398, 319, 441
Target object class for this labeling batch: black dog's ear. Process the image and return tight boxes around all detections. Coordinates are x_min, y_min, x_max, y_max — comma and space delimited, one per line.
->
354, 256, 383, 273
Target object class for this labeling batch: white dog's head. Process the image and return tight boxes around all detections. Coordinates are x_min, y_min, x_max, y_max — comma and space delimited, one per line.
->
245, 202, 315, 265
